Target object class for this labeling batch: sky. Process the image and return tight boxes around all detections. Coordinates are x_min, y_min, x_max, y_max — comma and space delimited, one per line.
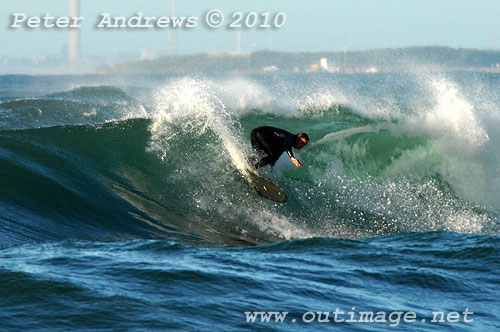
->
1, 0, 500, 58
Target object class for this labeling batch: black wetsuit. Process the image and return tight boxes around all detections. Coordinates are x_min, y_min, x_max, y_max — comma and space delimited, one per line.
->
251, 126, 295, 169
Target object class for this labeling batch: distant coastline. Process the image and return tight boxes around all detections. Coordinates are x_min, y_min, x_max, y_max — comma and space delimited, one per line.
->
97, 46, 500, 75
2, 46, 500, 75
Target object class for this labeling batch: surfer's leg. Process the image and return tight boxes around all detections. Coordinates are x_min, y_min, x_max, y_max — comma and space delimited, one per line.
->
251, 131, 271, 169
254, 155, 278, 169
249, 154, 260, 169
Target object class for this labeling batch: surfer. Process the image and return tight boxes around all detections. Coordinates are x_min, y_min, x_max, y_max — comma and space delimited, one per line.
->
250, 126, 309, 169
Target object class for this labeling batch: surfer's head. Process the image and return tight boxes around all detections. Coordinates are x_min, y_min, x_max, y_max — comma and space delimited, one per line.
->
294, 133, 309, 150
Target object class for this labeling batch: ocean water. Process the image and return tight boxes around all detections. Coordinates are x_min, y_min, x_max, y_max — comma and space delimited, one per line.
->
1, 71, 499, 331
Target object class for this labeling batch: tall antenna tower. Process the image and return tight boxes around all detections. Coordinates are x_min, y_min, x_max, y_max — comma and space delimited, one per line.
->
236, 31, 242, 54
69, 0, 80, 62
168, 0, 176, 54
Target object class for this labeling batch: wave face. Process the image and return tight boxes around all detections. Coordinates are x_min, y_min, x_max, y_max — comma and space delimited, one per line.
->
1, 73, 500, 246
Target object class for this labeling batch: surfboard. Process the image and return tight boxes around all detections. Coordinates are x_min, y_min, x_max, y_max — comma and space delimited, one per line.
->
245, 171, 288, 203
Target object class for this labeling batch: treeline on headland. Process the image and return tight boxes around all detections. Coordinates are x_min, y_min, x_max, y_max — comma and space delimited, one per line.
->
97, 46, 500, 75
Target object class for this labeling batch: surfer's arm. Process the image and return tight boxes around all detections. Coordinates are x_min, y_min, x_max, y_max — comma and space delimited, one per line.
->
286, 149, 302, 167
290, 156, 302, 167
